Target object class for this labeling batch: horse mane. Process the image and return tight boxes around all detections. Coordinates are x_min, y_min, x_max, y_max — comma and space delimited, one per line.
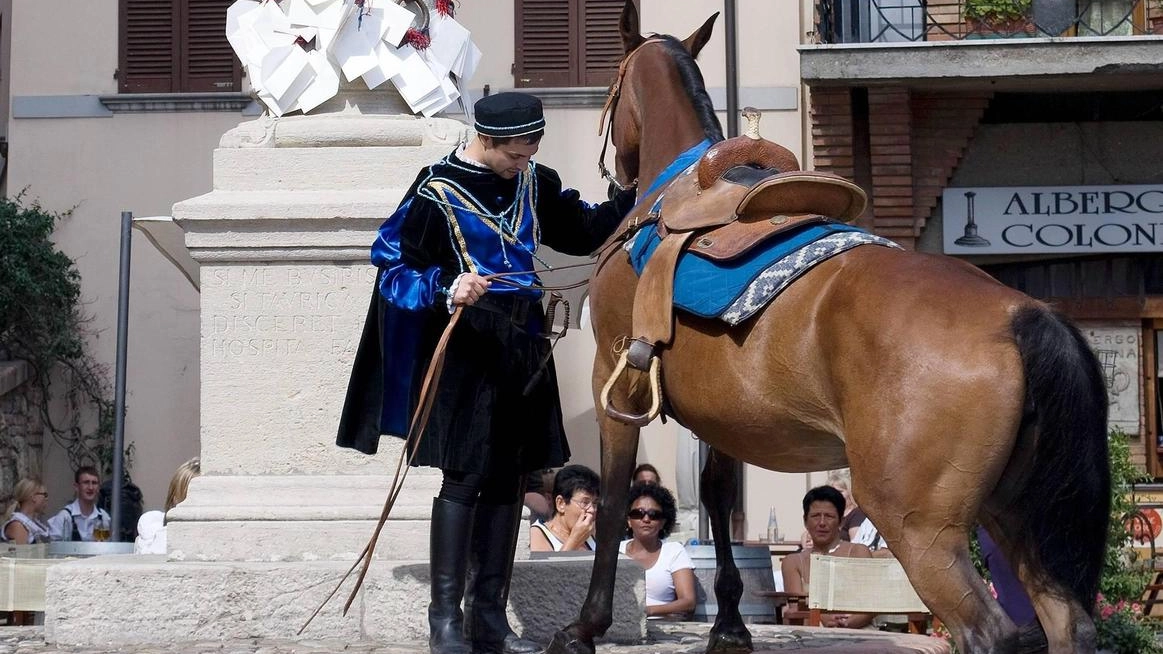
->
651, 35, 724, 144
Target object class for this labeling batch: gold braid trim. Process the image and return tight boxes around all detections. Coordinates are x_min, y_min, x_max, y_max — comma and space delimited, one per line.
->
430, 181, 516, 246
428, 172, 534, 243
426, 184, 479, 273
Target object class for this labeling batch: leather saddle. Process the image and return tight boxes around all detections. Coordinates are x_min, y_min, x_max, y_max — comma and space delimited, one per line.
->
599, 134, 869, 426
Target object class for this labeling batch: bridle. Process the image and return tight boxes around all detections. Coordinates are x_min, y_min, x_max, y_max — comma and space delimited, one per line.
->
597, 38, 664, 193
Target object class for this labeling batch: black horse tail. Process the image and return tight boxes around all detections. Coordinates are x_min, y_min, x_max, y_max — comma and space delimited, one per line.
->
1008, 305, 1110, 611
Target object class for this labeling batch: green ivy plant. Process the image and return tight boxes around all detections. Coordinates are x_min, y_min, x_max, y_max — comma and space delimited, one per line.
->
964, 0, 1033, 22
0, 195, 117, 476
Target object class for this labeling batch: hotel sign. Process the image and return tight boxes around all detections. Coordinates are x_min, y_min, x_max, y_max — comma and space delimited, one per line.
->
943, 185, 1163, 254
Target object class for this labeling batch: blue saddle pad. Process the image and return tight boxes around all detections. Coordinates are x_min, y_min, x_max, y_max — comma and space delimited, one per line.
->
628, 221, 871, 321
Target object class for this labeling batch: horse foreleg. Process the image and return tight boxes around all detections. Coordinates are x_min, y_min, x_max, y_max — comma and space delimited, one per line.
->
701, 447, 752, 654
547, 418, 641, 654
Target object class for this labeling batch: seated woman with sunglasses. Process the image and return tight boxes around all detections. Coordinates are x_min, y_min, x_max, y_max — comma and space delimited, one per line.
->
619, 483, 696, 618
530, 465, 599, 552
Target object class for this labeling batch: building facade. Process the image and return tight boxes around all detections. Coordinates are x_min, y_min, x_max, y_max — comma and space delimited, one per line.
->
801, 0, 1163, 471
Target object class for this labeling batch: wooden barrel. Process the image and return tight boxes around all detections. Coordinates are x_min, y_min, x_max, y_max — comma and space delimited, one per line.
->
687, 543, 777, 623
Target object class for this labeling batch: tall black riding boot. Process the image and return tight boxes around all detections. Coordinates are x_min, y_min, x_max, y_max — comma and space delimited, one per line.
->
429, 498, 474, 654
466, 501, 543, 654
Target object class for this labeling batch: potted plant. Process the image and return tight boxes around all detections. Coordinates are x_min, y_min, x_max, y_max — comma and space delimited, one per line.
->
964, 0, 1037, 37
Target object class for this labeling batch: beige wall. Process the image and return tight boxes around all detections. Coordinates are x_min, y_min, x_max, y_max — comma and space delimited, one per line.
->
0, 0, 12, 144
6, 110, 241, 508
6, 0, 822, 536
10, 0, 118, 96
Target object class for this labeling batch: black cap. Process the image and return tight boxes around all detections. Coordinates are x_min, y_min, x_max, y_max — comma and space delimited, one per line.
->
474, 92, 545, 138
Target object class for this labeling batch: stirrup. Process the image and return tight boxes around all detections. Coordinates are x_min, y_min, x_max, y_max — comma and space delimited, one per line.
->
600, 348, 662, 426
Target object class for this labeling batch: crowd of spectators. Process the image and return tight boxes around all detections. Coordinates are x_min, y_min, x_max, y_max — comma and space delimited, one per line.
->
1, 458, 201, 550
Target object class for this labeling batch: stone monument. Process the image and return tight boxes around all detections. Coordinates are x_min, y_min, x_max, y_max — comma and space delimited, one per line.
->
43, 84, 645, 647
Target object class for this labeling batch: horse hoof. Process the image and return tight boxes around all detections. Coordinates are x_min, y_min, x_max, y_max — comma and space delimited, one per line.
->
706, 628, 753, 654
1014, 622, 1048, 654
545, 630, 594, 654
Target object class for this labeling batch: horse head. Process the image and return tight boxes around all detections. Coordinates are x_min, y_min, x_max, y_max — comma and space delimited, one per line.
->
601, 1, 721, 194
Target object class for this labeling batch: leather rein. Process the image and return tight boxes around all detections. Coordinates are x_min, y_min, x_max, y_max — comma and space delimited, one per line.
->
300, 263, 593, 633
597, 38, 664, 193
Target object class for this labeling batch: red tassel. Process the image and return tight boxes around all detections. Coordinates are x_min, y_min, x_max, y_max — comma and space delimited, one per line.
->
405, 27, 431, 50
435, 0, 455, 18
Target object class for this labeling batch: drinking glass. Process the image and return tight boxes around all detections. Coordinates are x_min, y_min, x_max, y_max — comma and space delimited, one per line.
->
93, 516, 111, 542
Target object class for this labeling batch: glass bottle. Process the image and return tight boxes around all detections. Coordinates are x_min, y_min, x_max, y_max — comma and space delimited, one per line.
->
767, 507, 779, 542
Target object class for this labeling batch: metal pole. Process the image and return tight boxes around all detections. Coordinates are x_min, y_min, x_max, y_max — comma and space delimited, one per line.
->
724, 0, 740, 138
110, 211, 132, 540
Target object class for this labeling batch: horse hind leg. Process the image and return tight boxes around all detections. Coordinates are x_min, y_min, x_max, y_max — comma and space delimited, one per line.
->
884, 514, 1020, 653
701, 447, 752, 654
850, 419, 1023, 652
982, 510, 1098, 654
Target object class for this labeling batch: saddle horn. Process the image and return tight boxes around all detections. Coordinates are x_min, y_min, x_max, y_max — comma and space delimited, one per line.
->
697, 108, 801, 190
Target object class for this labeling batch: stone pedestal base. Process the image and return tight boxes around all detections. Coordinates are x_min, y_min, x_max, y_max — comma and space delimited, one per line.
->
44, 556, 646, 647
166, 473, 534, 561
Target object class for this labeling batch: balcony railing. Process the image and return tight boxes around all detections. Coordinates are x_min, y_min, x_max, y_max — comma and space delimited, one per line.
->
814, 0, 1163, 43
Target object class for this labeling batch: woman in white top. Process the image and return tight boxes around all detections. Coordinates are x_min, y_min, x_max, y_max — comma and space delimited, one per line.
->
619, 483, 696, 618
2, 478, 52, 544
530, 465, 598, 552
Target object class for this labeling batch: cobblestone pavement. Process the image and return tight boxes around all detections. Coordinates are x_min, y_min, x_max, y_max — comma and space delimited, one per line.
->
0, 623, 950, 654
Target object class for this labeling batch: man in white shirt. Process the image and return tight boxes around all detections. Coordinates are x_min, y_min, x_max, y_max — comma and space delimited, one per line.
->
48, 466, 111, 542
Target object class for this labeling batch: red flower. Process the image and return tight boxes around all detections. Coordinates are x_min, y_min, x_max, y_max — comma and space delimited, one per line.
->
435, 0, 455, 18
405, 27, 431, 50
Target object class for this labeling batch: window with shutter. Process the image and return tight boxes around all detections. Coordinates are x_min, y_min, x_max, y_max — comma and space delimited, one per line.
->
120, 0, 177, 93
183, 0, 240, 92
515, 0, 633, 88
515, 0, 576, 87
120, 0, 240, 94
581, 0, 624, 86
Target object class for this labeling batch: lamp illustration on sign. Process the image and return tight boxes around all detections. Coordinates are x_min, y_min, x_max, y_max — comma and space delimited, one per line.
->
954, 191, 990, 247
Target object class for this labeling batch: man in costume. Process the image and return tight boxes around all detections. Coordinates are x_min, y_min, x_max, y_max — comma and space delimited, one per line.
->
337, 92, 637, 654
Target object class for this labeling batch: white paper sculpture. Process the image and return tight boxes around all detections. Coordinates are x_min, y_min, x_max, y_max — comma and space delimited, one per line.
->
226, 0, 480, 117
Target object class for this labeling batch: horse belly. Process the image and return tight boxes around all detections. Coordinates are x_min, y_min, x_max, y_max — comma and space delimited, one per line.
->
661, 305, 849, 473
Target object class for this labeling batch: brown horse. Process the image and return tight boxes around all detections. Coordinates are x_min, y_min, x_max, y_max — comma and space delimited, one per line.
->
546, 3, 1110, 654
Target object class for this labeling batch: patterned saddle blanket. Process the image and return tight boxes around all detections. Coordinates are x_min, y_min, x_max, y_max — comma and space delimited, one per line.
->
628, 221, 900, 326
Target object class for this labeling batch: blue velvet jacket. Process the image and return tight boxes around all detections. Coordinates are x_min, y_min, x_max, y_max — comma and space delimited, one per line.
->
336, 150, 636, 454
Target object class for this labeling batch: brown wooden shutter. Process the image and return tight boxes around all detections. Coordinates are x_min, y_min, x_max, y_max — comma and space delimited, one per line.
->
581, 0, 626, 86
515, 0, 576, 87
181, 0, 242, 92
120, 0, 178, 92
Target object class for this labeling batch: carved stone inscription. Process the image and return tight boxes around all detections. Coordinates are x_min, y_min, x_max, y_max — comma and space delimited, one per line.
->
203, 266, 376, 363
1082, 322, 1142, 436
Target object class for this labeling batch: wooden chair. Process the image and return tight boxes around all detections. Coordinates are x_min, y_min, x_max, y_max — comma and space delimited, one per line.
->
753, 590, 808, 625
779, 554, 934, 633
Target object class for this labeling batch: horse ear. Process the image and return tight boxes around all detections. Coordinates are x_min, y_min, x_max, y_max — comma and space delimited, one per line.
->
681, 12, 719, 59
620, 0, 644, 53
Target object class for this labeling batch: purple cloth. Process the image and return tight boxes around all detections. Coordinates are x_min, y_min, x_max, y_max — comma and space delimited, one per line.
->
977, 526, 1038, 626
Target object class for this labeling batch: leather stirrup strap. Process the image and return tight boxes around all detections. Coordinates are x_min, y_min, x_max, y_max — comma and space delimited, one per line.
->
632, 231, 695, 349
